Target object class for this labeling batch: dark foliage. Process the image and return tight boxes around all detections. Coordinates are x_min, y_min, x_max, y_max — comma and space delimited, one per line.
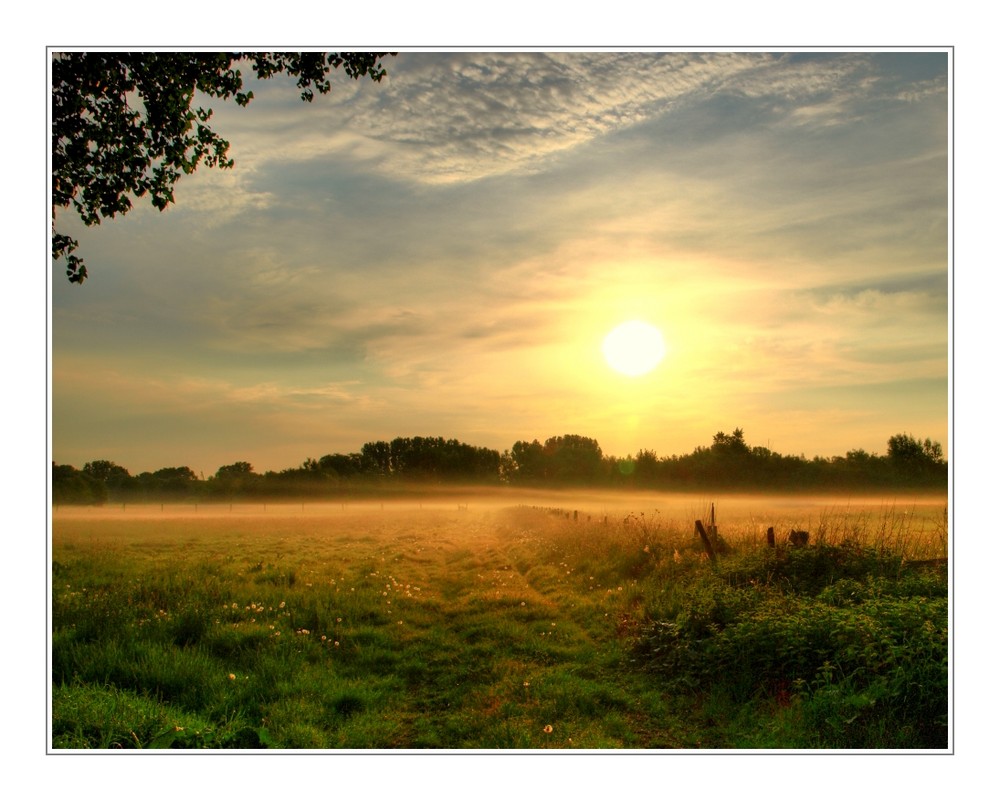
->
52, 51, 393, 282
634, 553, 948, 748
51, 429, 946, 504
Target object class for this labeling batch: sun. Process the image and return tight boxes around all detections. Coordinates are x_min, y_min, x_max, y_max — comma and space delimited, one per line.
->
602, 320, 667, 376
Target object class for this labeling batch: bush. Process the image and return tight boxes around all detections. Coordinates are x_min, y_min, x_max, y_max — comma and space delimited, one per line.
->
635, 563, 948, 748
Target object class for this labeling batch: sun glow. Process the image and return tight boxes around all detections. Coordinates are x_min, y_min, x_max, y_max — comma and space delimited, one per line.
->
602, 320, 667, 377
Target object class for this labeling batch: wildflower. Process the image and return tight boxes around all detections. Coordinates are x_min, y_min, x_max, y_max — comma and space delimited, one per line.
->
279, 601, 286, 609
334, 641, 340, 647
228, 673, 236, 681
543, 725, 553, 734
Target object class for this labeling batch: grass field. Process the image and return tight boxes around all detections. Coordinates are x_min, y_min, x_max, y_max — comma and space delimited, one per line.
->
50, 491, 949, 750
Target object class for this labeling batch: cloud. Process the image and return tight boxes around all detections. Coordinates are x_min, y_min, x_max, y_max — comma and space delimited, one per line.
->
219, 52, 912, 188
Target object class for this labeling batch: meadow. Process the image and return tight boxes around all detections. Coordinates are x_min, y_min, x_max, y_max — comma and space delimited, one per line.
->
50, 490, 949, 750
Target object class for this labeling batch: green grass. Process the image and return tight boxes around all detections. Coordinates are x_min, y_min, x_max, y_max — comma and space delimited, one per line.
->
51, 496, 948, 749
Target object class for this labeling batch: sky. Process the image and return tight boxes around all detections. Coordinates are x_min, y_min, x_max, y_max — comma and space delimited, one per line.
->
50, 50, 951, 477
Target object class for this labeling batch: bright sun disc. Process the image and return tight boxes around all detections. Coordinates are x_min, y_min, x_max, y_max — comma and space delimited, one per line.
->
602, 320, 666, 376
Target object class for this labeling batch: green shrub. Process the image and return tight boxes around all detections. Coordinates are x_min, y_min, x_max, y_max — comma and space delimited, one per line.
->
635, 566, 948, 748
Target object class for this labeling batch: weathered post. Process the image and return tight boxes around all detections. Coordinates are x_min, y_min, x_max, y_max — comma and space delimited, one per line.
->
695, 520, 717, 562
767, 526, 775, 547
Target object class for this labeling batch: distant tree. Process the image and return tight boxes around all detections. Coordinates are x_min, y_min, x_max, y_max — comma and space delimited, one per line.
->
318, 452, 366, 477
152, 465, 197, 482
886, 433, 946, 482
211, 461, 257, 497
887, 433, 923, 463
542, 435, 605, 484
498, 449, 518, 483
151, 466, 198, 496
634, 448, 661, 486
215, 461, 255, 478
52, 462, 107, 505
81, 460, 135, 497
82, 459, 131, 483
52, 51, 393, 283
711, 428, 749, 455
510, 439, 546, 482
360, 441, 393, 476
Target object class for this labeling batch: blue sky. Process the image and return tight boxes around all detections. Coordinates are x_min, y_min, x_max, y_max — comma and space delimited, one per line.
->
51, 50, 950, 476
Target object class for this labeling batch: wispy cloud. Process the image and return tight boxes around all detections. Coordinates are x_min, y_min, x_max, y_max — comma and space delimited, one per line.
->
221, 52, 903, 186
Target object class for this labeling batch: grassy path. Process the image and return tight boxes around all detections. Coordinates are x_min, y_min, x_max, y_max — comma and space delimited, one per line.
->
52, 504, 694, 748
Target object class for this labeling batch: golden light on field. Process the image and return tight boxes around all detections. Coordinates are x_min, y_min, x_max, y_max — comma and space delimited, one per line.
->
601, 320, 667, 377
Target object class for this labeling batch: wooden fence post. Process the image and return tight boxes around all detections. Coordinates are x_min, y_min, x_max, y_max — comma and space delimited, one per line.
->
695, 520, 717, 562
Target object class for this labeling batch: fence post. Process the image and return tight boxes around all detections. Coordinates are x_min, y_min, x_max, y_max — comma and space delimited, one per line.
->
695, 520, 717, 562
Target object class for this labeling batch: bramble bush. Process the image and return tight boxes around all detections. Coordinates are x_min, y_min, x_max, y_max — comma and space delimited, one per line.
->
634, 549, 948, 748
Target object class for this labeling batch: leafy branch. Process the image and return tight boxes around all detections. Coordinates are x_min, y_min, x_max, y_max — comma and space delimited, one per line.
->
52, 51, 393, 283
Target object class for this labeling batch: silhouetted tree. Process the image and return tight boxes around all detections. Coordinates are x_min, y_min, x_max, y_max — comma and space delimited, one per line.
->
52, 462, 107, 505
319, 452, 367, 478
211, 461, 258, 496
360, 441, 393, 476
542, 434, 605, 484
510, 439, 546, 482
634, 448, 661, 486
886, 433, 946, 482
215, 461, 254, 478
52, 51, 393, 282
711, 428, 750, 455
81, 459, 134, 496
82, 459, 131, 483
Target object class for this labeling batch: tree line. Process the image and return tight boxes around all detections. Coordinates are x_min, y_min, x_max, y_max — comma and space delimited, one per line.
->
51, 430, 947, 505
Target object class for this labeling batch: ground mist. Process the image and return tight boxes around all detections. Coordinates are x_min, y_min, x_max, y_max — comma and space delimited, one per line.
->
51, 490, 948, 750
